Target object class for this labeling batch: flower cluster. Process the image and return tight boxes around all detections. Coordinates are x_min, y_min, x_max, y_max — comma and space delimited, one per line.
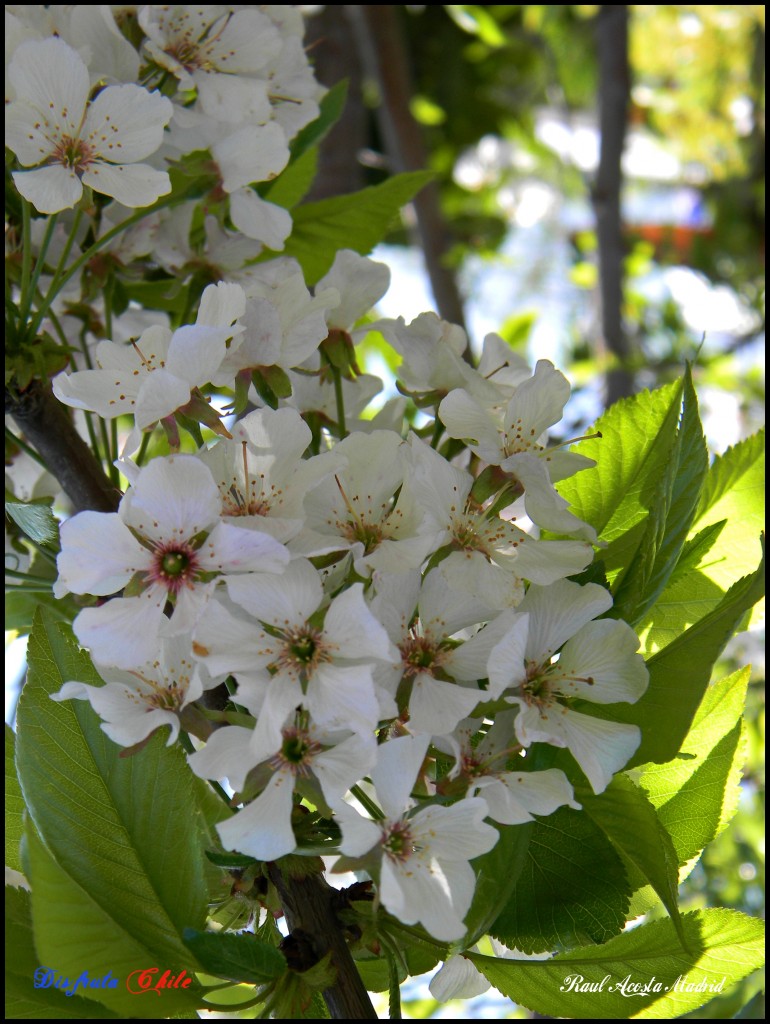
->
6, 6, 649, 948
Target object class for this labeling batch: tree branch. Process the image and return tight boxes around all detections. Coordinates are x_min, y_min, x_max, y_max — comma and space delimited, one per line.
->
7, 380, 121, 513
267, 862, 378, 1019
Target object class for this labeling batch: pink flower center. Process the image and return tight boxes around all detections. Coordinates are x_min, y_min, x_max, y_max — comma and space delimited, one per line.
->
51, 134, 95, 174
147, 541, 200, 595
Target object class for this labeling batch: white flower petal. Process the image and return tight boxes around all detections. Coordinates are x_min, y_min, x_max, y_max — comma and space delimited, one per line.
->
83, 83, 172, 163
430, 955, 490, 1001
311, 663, 380, 739
72, 594, 166, 669
520, 580, 613, 662
81, 162, 171, 208
336, 802, 382, 857
411, 799, 498, 861
213, 123, 290, 193
408, 675, 483, 737
230, 189, 293, 249
12, 166, 83, 214
226, 559, 322, 625
125, 456, 221, 540
439, 389, 503, 463
370, 734, 431, 819
217, 770, 297, 860
556, 619, 648, 704
200, 521, 289, 575
487, 613, 530, 694
316, 250, 391, 330
57, 512, 148, 595
323, 583, 394, 663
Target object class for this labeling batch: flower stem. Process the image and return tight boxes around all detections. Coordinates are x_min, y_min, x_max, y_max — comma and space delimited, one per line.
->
19, 213, 59, 330
331, 365, 348, 439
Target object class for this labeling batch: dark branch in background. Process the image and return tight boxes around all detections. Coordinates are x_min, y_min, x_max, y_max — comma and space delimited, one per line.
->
267, 863, 378, 1019
7, 380, 121, 513
304, 7, 368, 201
349, 4, 470, 341
592, 4, 634, 407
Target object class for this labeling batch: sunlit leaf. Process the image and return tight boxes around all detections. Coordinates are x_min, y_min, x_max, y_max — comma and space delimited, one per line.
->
469, 908, 765, 1019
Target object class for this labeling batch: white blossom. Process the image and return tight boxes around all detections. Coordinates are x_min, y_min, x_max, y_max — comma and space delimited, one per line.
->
7, 37, 172, 213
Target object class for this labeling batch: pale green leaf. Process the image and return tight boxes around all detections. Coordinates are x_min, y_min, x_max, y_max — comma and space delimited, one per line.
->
579, 545, 764, 767
612, 368, 708, 624
26, 825, 199, 1018
636, 522, 726, 656
690, 428, 765, 626
281, 171, 434, 284
16, 611, 208, 970
636, 667, 750, 865
469, 908, 765, 1020
5, 884, 123, 1020
553, 380, 682, 580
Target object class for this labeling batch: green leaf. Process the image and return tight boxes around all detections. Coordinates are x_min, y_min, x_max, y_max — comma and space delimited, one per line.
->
16, 612, 208, 973
635, 522, 727, 656
636, 667, 750, 865
263, 146, 319, 210
553, 381, 682, 579
469, 908, 765, 1020
612, 367, 708, 624
182, 930, 285, 984
5, 725, 24, 874
280, 171, 434, 285
690, 428, 765, 625
578, 775, 684, 945
463, 822, 533, 946
489, 806, 630, 953
288, 80, 348, 162
25, 824, 200, 1018
5, 501, 59, 547
578, 543, 764, 768
5, 884, 123, 1020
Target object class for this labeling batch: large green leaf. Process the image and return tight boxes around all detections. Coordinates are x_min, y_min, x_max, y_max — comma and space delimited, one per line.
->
16, 612, 208, 974
690, 428, 765, 626
280, 171, 434, 284
611, 368, 708, 625
5, 884, 122, 1020
637, 667, 750, 865
183, 930, 285, 984
552, 380, 683, 579
489, 806, 630, 953
469, 908, 765, 1019
635, 521, 727, 656
578, 544, 764, 768
578, 775, 683, 943
26, 825, 199, 1018
5, 725, 24, 873
463, 821, 533, 947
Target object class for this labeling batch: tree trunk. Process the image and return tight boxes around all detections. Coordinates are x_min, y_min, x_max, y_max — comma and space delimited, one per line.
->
304, 7, 368, 201
593, 5, 634, 407
349, 4, 469, 337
